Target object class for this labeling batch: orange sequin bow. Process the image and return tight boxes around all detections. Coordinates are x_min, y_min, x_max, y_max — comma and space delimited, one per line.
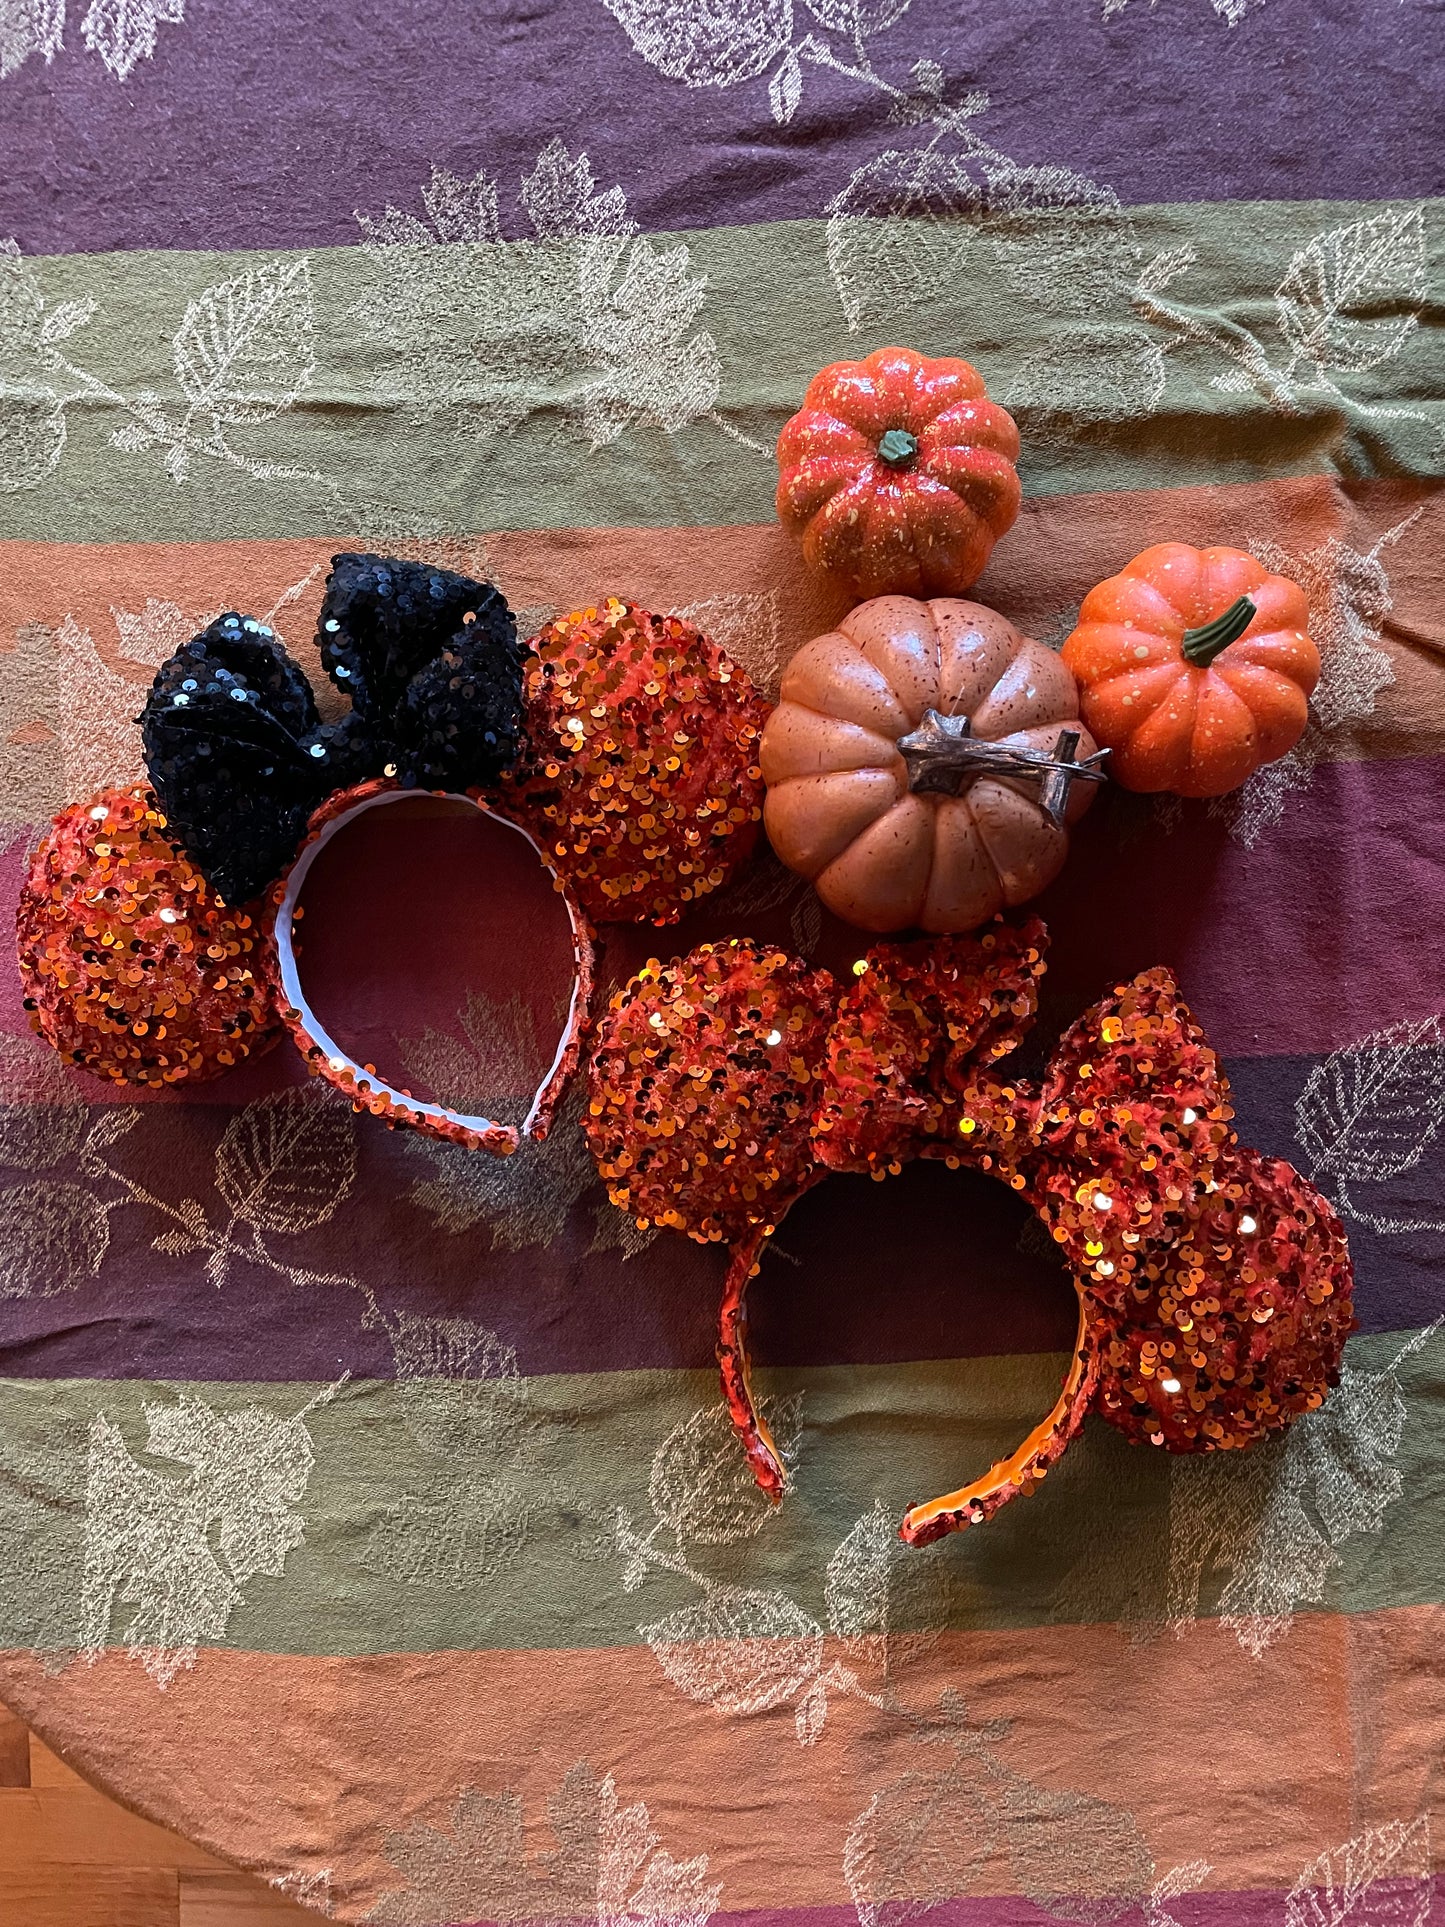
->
583, 919, 1355, 1546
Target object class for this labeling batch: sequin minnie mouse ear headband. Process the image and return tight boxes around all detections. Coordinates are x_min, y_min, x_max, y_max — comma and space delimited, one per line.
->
582, 919, 1356, 1544
17, 556, 769, 1152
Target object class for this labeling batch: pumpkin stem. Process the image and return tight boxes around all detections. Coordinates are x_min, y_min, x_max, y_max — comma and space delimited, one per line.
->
876, 427, 919, 469
899, 710, 1109, 826
1181, 595, 1256, 668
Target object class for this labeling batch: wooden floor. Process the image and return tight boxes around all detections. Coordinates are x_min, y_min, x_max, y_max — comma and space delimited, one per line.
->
0, 1706, 313, 1924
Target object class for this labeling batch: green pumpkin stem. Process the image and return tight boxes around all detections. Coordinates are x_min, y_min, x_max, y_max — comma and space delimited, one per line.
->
1181, 595, 1257, 668
876, 427, 919, 469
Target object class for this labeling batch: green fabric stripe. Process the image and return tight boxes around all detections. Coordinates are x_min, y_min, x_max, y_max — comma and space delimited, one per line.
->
4, 197, 1441, 544
1, 1328, 1439, 1660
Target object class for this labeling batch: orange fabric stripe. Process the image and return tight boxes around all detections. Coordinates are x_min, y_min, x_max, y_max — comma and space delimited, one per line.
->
2, 475, 1439, 772
3, 1604, 1441, 1918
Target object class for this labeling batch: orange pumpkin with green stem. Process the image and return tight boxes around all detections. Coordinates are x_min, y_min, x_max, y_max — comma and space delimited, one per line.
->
775, 346, 1022, 599
1061, 543, 1320, 797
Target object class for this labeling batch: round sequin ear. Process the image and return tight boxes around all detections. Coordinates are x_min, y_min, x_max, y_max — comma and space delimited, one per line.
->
502, 598, 769, 926
583, 939, 837, 1243
16, 786, 280, 1087
1091, 1146, 1354, 1454
267, 781, 595, 1155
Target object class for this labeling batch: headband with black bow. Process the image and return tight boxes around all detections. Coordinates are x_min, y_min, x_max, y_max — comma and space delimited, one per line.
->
140, 553, 527, 905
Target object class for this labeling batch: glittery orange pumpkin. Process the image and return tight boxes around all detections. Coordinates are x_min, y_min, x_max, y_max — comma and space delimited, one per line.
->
16, 786, 279, 1087
503, 599, 768, 925
761, 596, 1105, 933
775, 346, 1021, 598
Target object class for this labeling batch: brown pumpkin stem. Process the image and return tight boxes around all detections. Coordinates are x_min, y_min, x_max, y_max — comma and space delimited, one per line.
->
1181, 595, 1257, 668
899, 710, 1109, 827
876, 427, 919, 469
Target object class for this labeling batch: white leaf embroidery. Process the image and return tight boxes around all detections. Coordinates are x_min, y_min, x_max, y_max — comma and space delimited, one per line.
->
214, 1087, 358, 1235
827, 147, 1134, 333
1145, 1861, 1213, 1927
824, 1497, 949, 1679
79, 0, 182, 78
172, 257, 316, 426
579, 234, 721, 447
1276, 207, 1427, 376
0, 1179, 110, 1294
81, 1385, 336, 1688
844, 1768, 994, 1927
642, 1583, 824, 1713
1166, 1332, 1434, 1658
769, 46, 802, 122
599, 0, 793, 87
0, 237, 46, 362
0, 384, 66, 489
647, 1394, 803, 1544
1295, 1018, 1445, 1184
370, 1759, 722, 1927
521, 137, 636, 239
804, 0, 909, 31
1286, 1818, 1432, 1927
271, 1867, 335, 1915
794, 1677, 829, 1746
1211, 518, 1413, 847
39, 296, 96, 343
0, 0, 64, 76
827, 150, 980, 333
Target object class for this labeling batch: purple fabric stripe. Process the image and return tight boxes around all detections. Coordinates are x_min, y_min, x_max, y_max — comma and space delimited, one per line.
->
6, 752, 1445, 1068
0, 1050, 1432, 1382
1, 0, 1441, 255
450, 1883, 1445, 1927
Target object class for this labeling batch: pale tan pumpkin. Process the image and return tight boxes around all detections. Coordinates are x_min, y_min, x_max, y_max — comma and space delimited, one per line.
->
761, 596, 1103, 934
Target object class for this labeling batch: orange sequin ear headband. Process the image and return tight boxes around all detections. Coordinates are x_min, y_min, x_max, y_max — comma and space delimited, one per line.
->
582, 921, 1356, 1544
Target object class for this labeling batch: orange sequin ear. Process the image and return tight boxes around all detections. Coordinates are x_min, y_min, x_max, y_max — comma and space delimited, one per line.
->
502, 599, 768, 927
582, 939, 837, 1244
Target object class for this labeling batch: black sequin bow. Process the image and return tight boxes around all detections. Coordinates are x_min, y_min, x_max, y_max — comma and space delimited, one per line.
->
141, 553, 528, 905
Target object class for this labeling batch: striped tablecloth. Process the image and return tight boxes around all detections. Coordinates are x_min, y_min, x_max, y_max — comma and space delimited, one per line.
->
1, 1, 1442, 1921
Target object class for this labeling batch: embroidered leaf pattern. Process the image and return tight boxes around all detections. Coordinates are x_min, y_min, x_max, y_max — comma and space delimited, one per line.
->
642, 1584, 824, 1714
1006, 325, 1165, 435
81, 1386, 336, 1688
578, 234, 720, 447
648, 1394, 803, 1544
824, 1497, 949, 1679
214, 1087, 358, 1235
844, 1768, 994, 1927
598, 0, 793, 87
1213, 520, 1412, 847
1285, 1818, 1432, 1927
1276, 207, 1427, 375
172, 257, 316, 425
1166, 1333, 1433, 1657
0, 1179, 110, 1295
1296, 1018, 1445, 1185
0, 0, 64, 77
80, 0, 184, 80
370, 1759, 722, 1927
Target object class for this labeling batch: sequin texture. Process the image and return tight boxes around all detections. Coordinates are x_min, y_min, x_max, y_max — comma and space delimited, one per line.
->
503, 599, 767, 925
16, 786, 279, 1087
584, 939, 837, 1242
